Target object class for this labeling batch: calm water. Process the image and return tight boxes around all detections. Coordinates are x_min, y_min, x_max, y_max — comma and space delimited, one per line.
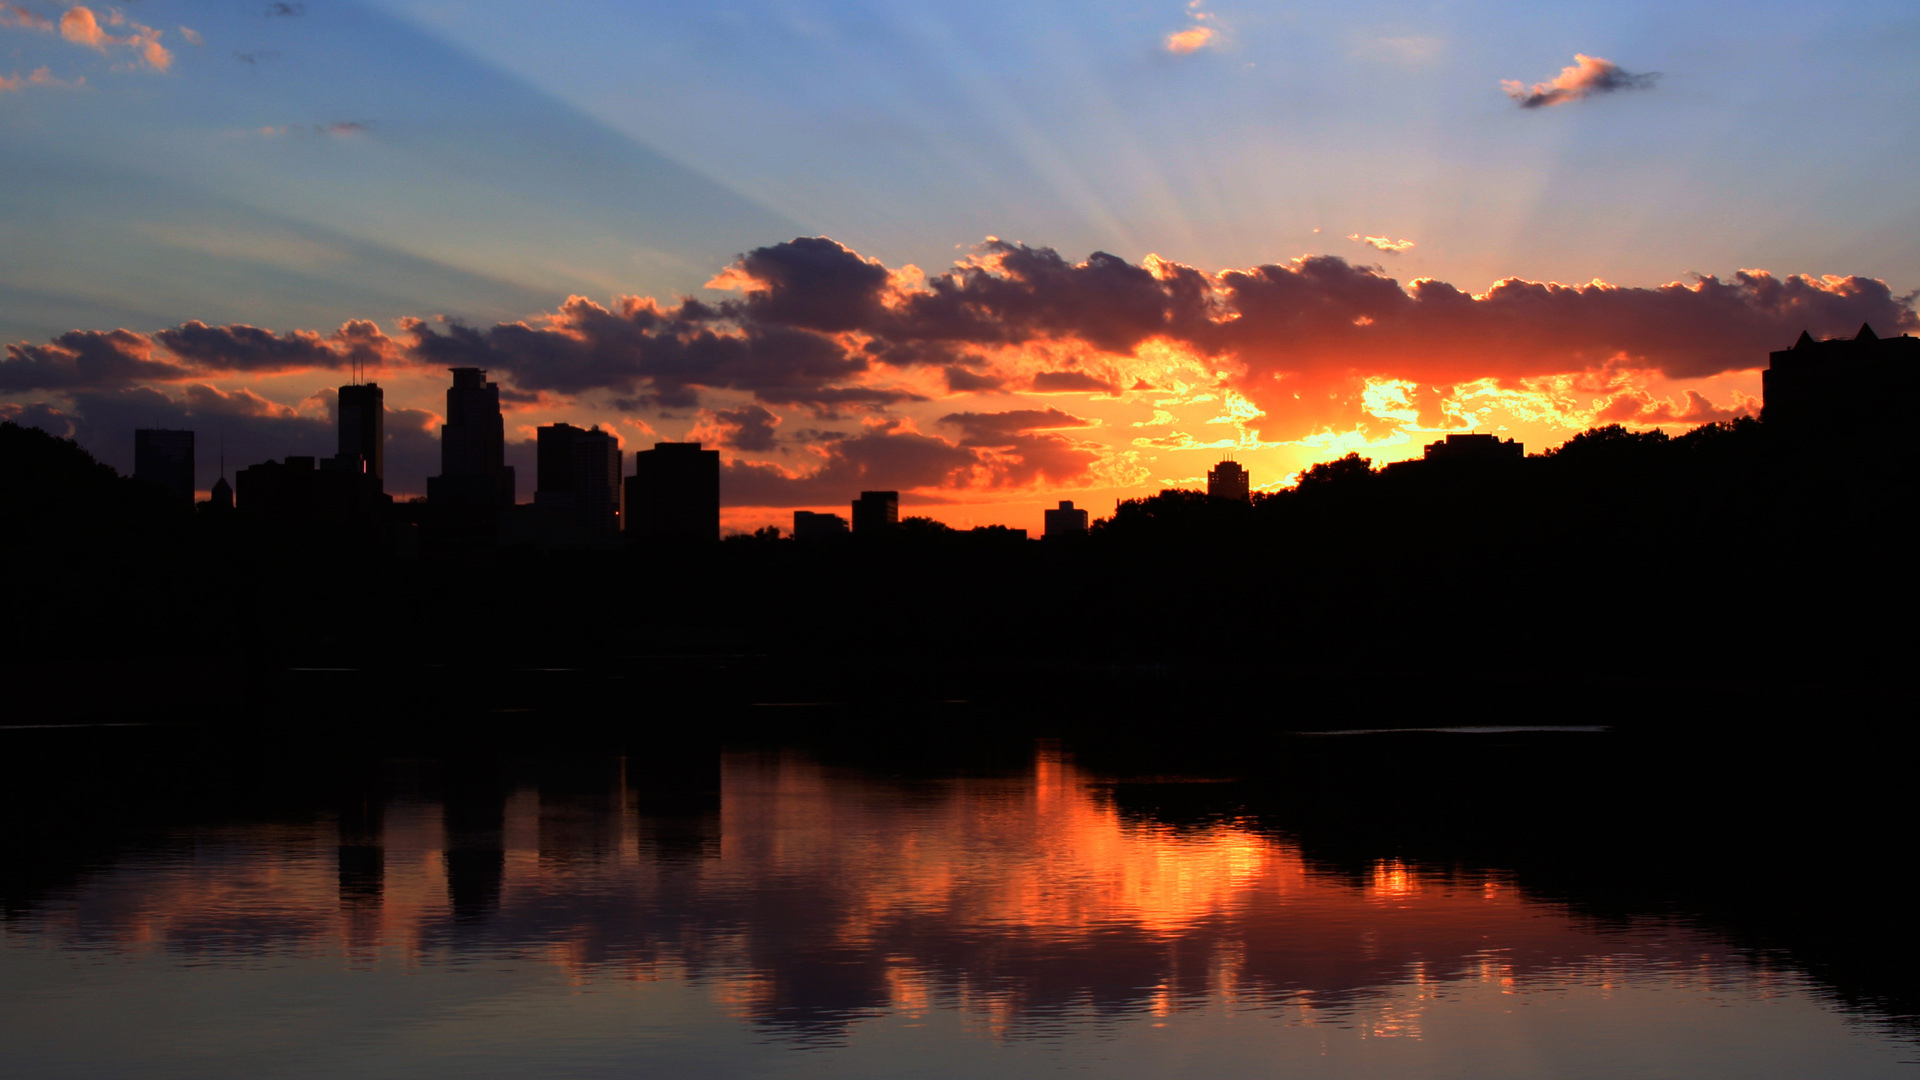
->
2, 737, 1914, 1078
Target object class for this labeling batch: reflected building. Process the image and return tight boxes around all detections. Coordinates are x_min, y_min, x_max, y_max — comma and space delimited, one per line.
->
134, 429, 194, 506
535, 423, 623, 536
793, 510, 850, 541
852, 490, 899, 534
1044, 500, 1088, 539
625, 442, 719, 542
427, 368, 515, 509
1207, 458, 1249, 501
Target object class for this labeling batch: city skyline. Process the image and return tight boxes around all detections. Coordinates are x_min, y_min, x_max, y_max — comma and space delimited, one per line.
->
4, 0, 1918, 534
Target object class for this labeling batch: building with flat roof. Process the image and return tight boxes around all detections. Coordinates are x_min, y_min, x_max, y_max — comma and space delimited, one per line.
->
1207, 459, 1249, 502
626, 442, 719, 542
793, 510, 850, 541
535, 423, 623, 536
1044, 500, 1089, 539
852, 491, 899, 535
134, 429, 194, 506
335, 383, 385, 485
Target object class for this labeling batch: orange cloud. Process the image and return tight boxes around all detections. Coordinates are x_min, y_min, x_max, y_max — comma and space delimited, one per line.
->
0, 2, 51, 31
0, 65, 77, 91
1166, 26, 1214, 54
57, 6, 104, 48
53, 6, 170, 71
1502, 54, 1656, 108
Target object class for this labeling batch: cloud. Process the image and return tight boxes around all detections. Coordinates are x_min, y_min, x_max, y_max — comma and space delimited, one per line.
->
721, 429, 982, 507
265, 3, 306, 16
1349, 234, 1415, 254
1594, 386, 1757, 427
1166, 27, 1214, 54
701, 404, 782, 452
2, 330, 191, 392
0, 65, 78, 91
1030, 371, 1120, 394
323, 121, 368, 136
52, 6, 170, 71
1502, 54, 1657, 108
58, 6, 104, 48
0, 3, 52, 31
1165, 0, 1218, 55
1, 320, 397, 392
181, 26, 203, 46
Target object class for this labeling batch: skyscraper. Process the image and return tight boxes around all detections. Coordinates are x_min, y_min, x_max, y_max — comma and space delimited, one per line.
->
626, 442, 719, 541
134, 429, 194, 506
336, 382, 385, 484
536, 423, 623, 535
852, 491, 899, 534
1207, 459, 1249, 502
427, 368, 515, 508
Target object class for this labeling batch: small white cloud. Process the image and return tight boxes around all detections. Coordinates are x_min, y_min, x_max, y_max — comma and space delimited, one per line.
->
1349, 234, 1415, 254
181, 26, 203, 46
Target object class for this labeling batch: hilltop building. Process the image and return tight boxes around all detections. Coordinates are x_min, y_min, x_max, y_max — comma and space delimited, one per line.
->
1208, 459, 1249, 502
1421, 433, 1523, 463
427, 368, 515, 509
793, 510, 850, 541
134, 429, 194, 506
626, 442, 719, 542
535, 423, 623, 536
1044, 500, 1088, 539
1765, 324, 1920, 442
852, 491, 899, 534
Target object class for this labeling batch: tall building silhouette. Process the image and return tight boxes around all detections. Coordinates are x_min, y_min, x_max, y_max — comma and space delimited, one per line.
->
535, 423, 623, 535
1765, 324, 1920, 442
1421, 433, 1523, 462
133, 429, 194, 506
1208, 459, 1249, 502
427, 368, 515, 508
626, 442, 719, 541
1044, 500, 1089, 539
852, 490, 899, 534
334, 382, 385, 485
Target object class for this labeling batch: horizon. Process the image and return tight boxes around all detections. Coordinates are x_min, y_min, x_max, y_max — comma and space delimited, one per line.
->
5, 0, 1918, 534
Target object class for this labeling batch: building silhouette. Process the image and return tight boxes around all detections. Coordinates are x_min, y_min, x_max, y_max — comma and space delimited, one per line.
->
535, 423, 623, 536
1421, 433, 1523, 462
1044, 500, 1089, 539
853, 491, 899, 534
334, 382, 385, 485
626, 442, 719, 542
427, 368, 515, 509
1765, 324, 1920, 442
793, 510, 850, 541
134, 429, 194, 506
235, 455, 366, 525
1207, 459, 1249, 502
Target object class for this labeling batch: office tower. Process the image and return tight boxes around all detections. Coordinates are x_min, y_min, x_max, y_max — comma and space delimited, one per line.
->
852, 490, 899, 534
427, 368, 516, 508
1207, 459, 1250, 502
793, 510, 850, 541
625, 442, 720, 541
336, 382, 385, 484
536, 423, 623, 535
208, 475, 233, 512
1044, 500, 1088, 539
134, 429, 194, 506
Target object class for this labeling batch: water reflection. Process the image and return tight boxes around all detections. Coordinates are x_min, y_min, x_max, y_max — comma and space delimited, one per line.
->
3, 741, 1914, 1078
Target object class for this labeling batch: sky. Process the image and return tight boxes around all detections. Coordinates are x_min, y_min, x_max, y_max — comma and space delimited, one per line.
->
4, 0, 1918, 531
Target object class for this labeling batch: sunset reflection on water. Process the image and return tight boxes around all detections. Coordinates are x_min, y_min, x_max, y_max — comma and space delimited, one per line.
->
3, 743, 1912, 1079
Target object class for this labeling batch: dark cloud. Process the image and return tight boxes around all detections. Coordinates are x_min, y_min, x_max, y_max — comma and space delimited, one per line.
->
1030, 371, 1119, 394
938, 408, 1099, 487
937, 408, 1093, 441
720, 429, 980, 507
265, 3, 305, 16
1, 330, 190, 392
1503, 54, 1658, 109
155, 321, 344, 374
710, 404, 781, 452
718, 236, 892, 333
